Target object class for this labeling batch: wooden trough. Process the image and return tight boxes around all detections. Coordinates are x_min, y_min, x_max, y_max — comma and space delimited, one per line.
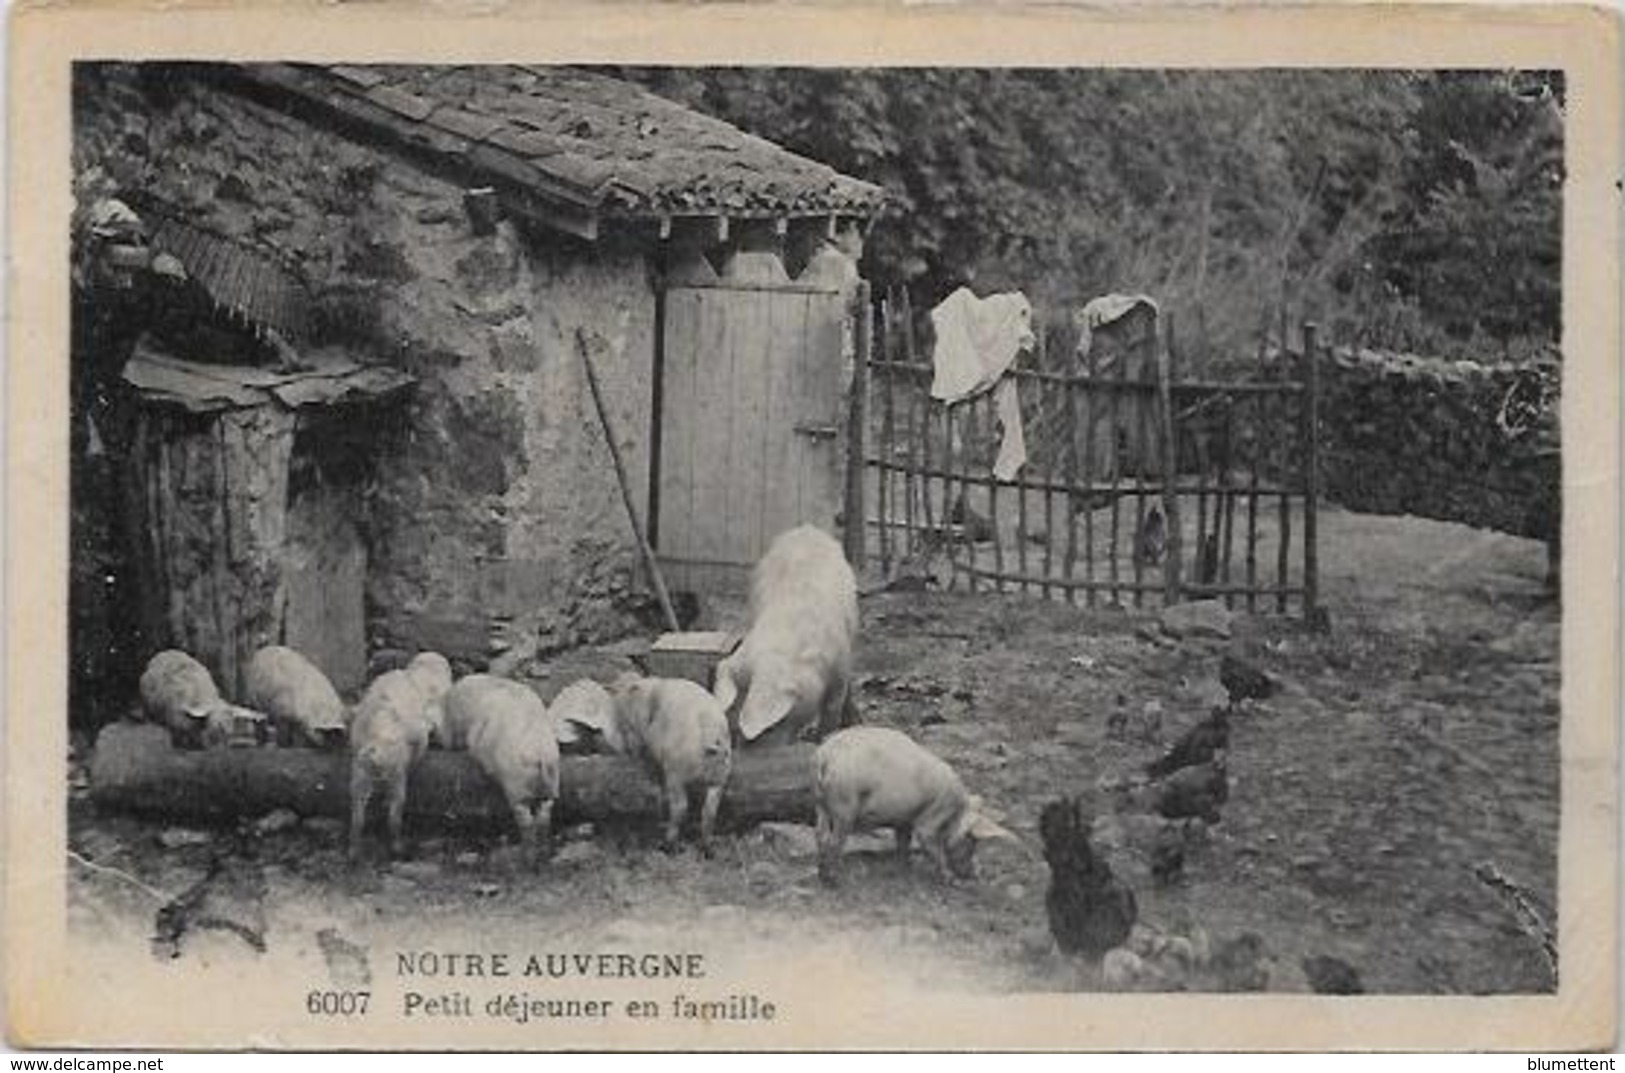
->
89, 723, 816, 831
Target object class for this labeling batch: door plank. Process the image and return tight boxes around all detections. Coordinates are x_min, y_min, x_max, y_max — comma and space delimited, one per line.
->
691, 290, 734, 576
658, 288, 701, 566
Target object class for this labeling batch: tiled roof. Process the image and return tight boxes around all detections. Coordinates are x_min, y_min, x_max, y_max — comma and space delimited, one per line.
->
226, 64, 886, 236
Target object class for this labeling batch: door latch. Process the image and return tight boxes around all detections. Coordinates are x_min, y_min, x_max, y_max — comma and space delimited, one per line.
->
793, 423, 839, 440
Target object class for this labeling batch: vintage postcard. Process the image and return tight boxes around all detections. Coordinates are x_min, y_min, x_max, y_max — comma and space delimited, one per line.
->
5, 0, 1620, 1052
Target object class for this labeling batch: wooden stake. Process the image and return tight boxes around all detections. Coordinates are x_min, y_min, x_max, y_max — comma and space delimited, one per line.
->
577, 326, 680, 633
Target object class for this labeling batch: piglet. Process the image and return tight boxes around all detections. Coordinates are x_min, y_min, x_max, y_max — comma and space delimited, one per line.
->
243, 645, 349, 749
138, 649, 260, 750
347, 652, 453, 862
442, 674, 560, 866
548, 677, 617, 754
713, 525, 859, 747
606, 675, 733, 855
812, 726, 1020, 885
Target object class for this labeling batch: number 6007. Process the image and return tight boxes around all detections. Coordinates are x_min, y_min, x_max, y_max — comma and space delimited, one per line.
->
307, 990, 370, 1016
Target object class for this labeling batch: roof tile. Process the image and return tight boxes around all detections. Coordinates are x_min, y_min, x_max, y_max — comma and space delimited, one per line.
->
365, 84, 436, 122
235, 63, 886, 223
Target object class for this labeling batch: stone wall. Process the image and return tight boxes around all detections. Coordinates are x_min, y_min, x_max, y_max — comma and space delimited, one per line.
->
1307, 346, 1560, 545
74, 65, 660, 669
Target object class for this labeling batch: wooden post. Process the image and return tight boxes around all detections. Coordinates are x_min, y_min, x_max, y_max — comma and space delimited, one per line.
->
845, 280, 871, 571
1159, 313, 1182, 605
877, 293, 895, 575
577, 327, 680, 633
1301, 321, 1322, 624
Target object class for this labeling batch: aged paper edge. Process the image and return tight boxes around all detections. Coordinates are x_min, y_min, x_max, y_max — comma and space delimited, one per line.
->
5, 0, 1620, 1052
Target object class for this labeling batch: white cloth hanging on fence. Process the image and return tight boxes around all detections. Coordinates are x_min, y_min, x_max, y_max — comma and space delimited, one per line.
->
990, 377, 1027, 481
929, 286, 1035, 480
1073, 293, 1160, 364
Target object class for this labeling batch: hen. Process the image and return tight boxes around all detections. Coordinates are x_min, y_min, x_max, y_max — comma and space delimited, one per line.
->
1153, 756, 1229, 825
1145, 706, 1230, 779
1301, 954, 1364, 994
1220, 653, 1276, 706
1039, 796, 1138, 961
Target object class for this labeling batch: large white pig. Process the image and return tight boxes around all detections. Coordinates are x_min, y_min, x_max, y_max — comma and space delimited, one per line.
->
138, 649, 261, 750
243, 645, 349, 749
347, 652, 453, 862
713, 525, 859, 747
442, 674, 560, 867
812, 726, 1020, 884
606, 675, 732, 855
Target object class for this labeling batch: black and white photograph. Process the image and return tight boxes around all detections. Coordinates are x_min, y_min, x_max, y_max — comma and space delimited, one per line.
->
7, 4, 1619, 1052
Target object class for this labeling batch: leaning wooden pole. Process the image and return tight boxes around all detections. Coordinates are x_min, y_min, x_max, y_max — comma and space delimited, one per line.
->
1158, 313, 1183, 604
1301, 321, 1322, 625
89, 724, 817, 829
576, 326, 680, 633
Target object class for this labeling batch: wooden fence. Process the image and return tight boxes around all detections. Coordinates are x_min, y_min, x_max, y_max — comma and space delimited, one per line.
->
862, 288, 1322, 618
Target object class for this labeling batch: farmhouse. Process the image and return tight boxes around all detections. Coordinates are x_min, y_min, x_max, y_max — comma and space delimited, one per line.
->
71, 63, 884, 715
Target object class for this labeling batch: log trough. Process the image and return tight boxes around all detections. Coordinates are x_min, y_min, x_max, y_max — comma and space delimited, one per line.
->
89, 723, 816, 831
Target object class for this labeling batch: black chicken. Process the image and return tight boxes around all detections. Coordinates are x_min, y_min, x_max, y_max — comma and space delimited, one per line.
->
949, 494, 996, 544
1208, 931, 1271, 992
1154, 756, 1228, 825
1301, 954, 1364, 994
1220, 653, 1276, 706
1136, 506, 1167, 567
1150, 824, 1185, 886
1039, 796, 1138, 961
1145, 706, 1230, 779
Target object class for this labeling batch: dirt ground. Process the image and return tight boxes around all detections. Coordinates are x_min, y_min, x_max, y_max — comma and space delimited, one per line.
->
66, 505, 1560, 998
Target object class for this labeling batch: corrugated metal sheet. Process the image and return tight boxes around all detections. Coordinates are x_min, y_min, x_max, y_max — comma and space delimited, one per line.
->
146, 214, 313, 342
123, 336, 415, 414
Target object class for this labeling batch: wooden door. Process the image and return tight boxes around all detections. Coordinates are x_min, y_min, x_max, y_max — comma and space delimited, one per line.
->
282, 433, 370, 694
656, 277, 847, 593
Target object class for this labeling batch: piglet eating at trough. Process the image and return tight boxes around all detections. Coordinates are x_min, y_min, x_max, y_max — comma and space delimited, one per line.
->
347, 652, 453, 862
243, 645, 349, 749
713, 524, 859, 748
548, 677, 618, 754
605, 674, 733, 855
138, 649, 263, 750
812, 726, 1021, 885
442, 674, 560, 867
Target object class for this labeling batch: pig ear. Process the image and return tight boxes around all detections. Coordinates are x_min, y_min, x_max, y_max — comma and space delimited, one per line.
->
967, 815, 1026, 850
713, 665, 738, 714
737, 690, 794, 742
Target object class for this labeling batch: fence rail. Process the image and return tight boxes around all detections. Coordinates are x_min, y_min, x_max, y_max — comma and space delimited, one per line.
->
862, 287, 1321, 618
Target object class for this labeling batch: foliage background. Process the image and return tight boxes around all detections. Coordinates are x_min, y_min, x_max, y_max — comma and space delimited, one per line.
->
615, 67, 1563, 365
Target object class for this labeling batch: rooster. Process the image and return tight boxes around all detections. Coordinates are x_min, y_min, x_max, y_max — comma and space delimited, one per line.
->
1145, 706, 1230, 779
1220, 653, 1276, 706
1039, 796, 1138, 961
